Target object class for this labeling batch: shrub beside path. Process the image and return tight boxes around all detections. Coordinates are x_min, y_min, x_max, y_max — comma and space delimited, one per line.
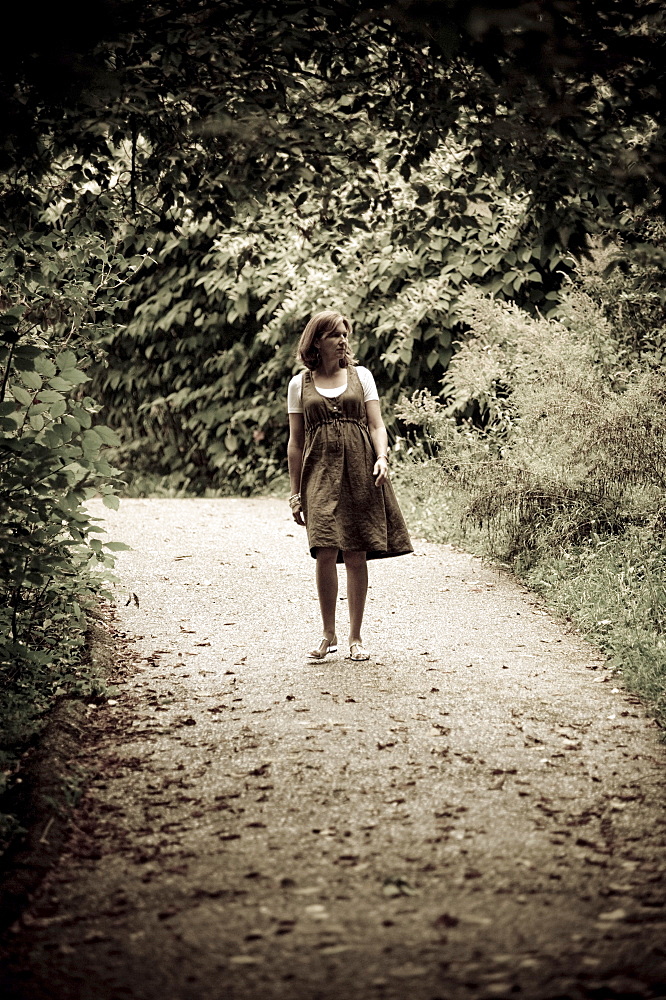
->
2, 498, 665, 1000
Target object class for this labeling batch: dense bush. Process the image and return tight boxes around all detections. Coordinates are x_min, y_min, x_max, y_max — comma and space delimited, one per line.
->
398, 273, 666, 726
0, 207, 129, 840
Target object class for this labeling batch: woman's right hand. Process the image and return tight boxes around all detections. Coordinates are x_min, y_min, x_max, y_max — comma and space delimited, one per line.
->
289, 493, 305, 526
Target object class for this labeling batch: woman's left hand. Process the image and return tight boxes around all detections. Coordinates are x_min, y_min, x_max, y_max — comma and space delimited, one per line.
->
373, 456, 389, 487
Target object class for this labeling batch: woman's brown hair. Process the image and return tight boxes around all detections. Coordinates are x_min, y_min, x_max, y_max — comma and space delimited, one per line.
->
296, 310, 356, 370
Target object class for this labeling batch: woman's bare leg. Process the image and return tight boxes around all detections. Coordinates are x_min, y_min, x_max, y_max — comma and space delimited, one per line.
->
343, 550, 368, 645
315, 547, 339, 642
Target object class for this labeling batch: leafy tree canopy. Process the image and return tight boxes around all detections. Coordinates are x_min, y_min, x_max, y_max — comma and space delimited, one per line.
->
2, 1, 665, 253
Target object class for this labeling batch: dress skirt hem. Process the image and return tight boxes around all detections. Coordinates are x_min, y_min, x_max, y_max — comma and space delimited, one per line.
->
309, 546, 413, 562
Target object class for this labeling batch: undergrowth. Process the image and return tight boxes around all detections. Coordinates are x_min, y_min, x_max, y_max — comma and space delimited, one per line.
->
398, 276, 666, 730
0, 222, 129, 853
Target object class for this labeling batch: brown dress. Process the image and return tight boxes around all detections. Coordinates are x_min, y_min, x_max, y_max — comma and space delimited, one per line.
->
300, 366, 413, 562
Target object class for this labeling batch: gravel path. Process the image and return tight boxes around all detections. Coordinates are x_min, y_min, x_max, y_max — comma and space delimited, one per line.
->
2, 497, 665, 1000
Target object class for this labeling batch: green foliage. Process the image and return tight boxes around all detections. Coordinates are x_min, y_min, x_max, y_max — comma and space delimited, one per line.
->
573, 221, 666, 368
0, 207, 129, 775
402, 283, 666, 558
4, 3, 665, 243
92, 141, 566, 493
398, 275, 666, 726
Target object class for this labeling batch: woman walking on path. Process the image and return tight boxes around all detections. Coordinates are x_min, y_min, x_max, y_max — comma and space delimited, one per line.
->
287, 310, 413, 661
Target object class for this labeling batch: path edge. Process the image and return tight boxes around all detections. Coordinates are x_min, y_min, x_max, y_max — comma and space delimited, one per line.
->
0, 615, 116, 934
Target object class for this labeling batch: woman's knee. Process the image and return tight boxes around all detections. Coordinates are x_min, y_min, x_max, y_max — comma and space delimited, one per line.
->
343, 550, 367, 569
316, 547, 339, 565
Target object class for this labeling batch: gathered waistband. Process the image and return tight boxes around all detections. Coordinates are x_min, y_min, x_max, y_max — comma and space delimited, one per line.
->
305, 416, 368, 433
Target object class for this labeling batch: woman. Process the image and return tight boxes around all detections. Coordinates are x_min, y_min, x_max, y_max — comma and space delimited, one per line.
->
287, 310, 413, 661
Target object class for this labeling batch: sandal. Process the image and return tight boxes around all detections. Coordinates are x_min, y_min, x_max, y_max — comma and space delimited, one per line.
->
349, 642, 370, 661
308, 637, 338, 659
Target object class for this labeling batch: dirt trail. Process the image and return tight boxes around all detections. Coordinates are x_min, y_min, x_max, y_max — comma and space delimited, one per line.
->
2, 497, 665, 1000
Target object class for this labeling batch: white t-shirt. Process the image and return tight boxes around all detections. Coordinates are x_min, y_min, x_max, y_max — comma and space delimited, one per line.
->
287, 366, 379, 414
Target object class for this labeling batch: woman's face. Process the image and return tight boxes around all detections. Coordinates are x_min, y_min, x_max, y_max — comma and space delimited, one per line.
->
315, 320, 348, 364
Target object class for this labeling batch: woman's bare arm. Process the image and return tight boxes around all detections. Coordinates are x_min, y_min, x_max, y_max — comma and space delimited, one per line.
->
365, 399, 389, 486
287, 413, 306, 524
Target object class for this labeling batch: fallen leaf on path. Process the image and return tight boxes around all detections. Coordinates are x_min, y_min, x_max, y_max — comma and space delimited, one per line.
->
389, 964, 428, 978
382, 877, 416, 897
598, 908, 627, 921
576, 837, 608, 852
229, 956, 262, 965
248, 763, 271, 776
21, 913, 74, 928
